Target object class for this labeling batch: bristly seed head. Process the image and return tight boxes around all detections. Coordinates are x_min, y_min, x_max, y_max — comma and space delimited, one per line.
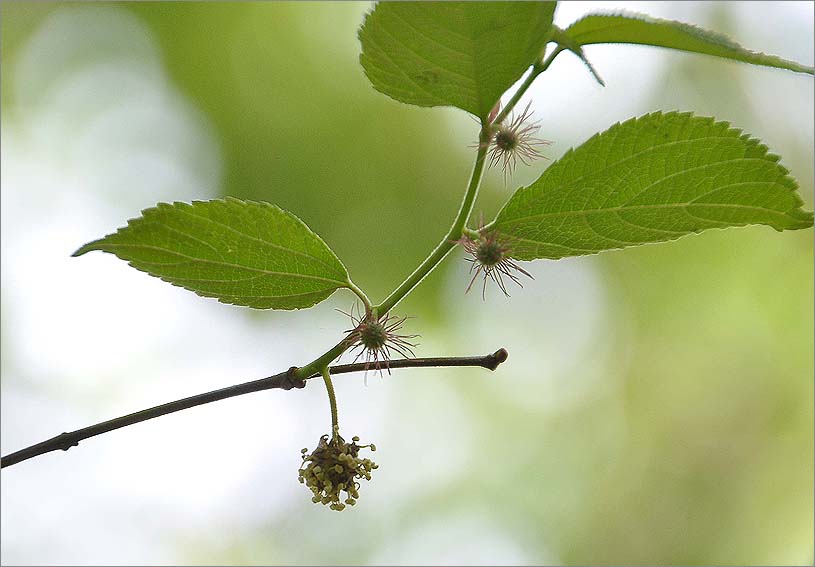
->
475, 237, 504, 267
487, 101, 551, 184
339, 303, 419, 375
458, 225, 533, 300
494, 128, 519, 152
358, 320, 388, 351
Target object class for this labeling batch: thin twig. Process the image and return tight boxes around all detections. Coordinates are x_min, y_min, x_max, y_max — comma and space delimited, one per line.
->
0, 349, 508, 469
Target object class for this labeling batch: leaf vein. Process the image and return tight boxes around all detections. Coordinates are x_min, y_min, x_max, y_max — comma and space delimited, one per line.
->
100, 243, 348, 286
174, 205, 344, 276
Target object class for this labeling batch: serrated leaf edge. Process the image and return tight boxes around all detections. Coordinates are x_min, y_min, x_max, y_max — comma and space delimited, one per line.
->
564, 10, 814, 75
73, 197, 352, 311
493, 110, 814, 260
357, 3, 555, 119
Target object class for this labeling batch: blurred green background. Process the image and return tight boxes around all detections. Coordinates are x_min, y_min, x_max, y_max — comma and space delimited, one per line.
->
1, 2, 812, 565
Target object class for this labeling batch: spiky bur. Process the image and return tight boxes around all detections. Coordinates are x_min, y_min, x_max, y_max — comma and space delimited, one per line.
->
487, 101, 551, 184
341, 303, 418, 375
299, 434, 377, 511
459, 229, 533, 299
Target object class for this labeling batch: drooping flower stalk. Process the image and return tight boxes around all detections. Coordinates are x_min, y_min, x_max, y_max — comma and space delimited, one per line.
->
298, 367, 378, 511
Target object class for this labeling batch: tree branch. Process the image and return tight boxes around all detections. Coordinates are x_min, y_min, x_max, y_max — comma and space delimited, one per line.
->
0, 348, 508, 469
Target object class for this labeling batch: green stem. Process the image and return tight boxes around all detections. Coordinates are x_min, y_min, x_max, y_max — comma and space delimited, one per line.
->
346, 279, 372, 313
540, 45, 567, 73
463, 227, 481, 240
375, 130, 489, 315
493, 67, 541, 125
492, 46, 563, 125
295, 129, 490, 380
295, 338, 353, 381
296, 46, 559, 380
320, 367, 340, 440
296, 87, 517, 380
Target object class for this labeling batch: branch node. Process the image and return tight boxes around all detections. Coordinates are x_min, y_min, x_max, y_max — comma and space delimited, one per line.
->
282, 367, 307, 390
56, 433, 79, 451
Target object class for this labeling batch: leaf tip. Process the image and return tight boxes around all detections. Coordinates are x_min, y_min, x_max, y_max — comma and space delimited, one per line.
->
71, 241, 99, 258
795, 210, 815, 229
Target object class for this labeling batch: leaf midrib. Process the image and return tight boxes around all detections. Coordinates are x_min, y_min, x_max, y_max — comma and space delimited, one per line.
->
507, 156, 784, 218
175, 205, 345, 277
512, 132, 752, 202
499, 198, 799, 227
98, 243, 349, 287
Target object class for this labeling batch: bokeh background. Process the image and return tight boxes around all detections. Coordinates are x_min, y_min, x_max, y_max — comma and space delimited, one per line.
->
1, 2, 812, 565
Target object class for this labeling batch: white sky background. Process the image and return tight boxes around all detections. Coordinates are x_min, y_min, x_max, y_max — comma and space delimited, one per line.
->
1, 2, 812, 565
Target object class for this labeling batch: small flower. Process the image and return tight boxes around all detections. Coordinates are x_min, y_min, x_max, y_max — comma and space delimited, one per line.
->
299, 434, 378, 511
487, 101, 551, 183
459, 228, 533, 299
340, 303, 418, 374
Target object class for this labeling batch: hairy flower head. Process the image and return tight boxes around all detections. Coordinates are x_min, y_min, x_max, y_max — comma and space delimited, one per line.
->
459, 227, 533, 299
341, 304, 418, 375
487, 101, 551, 183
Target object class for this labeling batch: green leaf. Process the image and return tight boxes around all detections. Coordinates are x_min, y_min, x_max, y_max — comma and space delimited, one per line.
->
548, 26, 605, 86
359, 1, 556, 120
562, 12, 814, 75
493, 111, 814, 261
73, 198, 351, 310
